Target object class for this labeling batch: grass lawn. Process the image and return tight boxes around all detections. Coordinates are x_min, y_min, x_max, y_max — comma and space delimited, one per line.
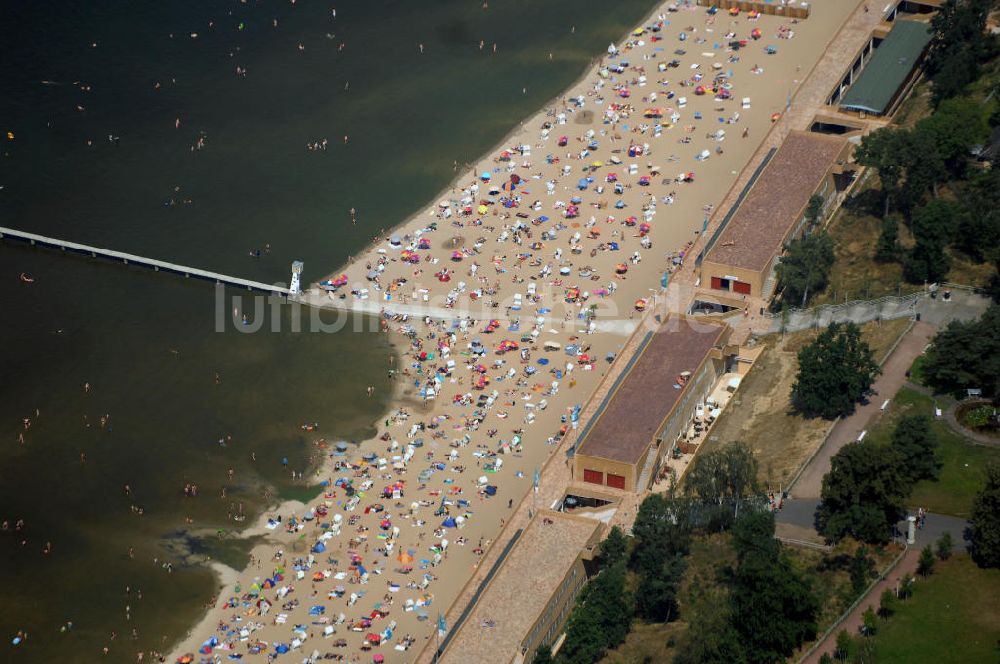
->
600, 619, 684, 664
866, 387, 1000, 517
873, 555, 1000, 664
908, 353, 927, 386
786, 539, 901, 634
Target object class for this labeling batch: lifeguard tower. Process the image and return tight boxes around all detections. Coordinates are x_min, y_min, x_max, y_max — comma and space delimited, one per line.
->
290, 260, 304, 296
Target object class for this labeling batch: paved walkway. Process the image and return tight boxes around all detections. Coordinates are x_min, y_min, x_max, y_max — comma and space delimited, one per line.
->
799, 549, 919, 664
777, 498, 968, 551
791, 321, 937, 498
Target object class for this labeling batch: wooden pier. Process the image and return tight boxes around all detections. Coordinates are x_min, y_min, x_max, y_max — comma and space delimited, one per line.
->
1, 226, 292, 296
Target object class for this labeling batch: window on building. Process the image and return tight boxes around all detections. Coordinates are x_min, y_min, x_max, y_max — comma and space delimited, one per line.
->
606, 473, 626, 490
733, 280, 751, 295
583, 468, 604, 485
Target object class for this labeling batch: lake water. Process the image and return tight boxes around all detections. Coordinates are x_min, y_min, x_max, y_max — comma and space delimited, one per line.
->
0, 0, 658, 660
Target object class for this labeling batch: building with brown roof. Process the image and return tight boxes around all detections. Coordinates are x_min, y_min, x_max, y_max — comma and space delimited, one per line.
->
438, 510, 603, 664
698, 131, 854, 305
572, 314, 734, 493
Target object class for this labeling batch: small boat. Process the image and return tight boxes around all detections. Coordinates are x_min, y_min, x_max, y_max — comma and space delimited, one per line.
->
301, 422, 319, 432
19, 273, 34, 284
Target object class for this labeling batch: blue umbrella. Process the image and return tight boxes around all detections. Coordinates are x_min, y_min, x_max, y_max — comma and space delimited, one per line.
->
275, 643, 290, 654
442, 516, 457, 528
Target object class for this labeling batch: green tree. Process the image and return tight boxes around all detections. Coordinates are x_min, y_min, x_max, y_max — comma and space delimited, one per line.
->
855, 127, 910, 217
904, 199, 960, 283
791, 322, 881, 419
930, 41, 979, 103
673, 602, 747, 664
597, 525, 628, 569
878, 588, 897, 620
631, 494, 692, 574
900, 122, 948, 205
533, 644, 554, 664
818, 442, 909, 543
806, 194, 825, 227
631, 495, 694, 623
836, 629, 852, 661
777, 231, 836, 308
874, 215, 900, 263
936, 531, 954, 561
819, 653, 835, 664
918, 545, 936, 577
916, 98, 990, 179
849, 546, 874, 597
732, 510, 782, 563
969, 462, 1000, 568
891, 414, 941, 483
729, 511, 819, 663
956, 168, 1000, 262
922, 305, 1000, 400
898, 574, 915, 601
862, 606, 878, 637
635, 553, 687, 622
684, 442, 759, 517
925, 0, 997, 104
559, 560, 633, 664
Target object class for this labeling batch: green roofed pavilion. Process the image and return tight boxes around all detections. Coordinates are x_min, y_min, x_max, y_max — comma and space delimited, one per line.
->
840, 20, 932, 116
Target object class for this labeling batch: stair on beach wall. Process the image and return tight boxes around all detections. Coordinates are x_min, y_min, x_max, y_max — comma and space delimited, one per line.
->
636, 445, 660, 491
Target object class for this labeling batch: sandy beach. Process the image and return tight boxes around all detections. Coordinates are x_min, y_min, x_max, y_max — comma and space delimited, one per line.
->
167, 1, 862, 662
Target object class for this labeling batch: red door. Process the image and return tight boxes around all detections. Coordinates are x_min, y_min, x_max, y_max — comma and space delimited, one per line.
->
583, 469, 604, 485
710, 276, 723, 290
733, 280, 751, 295
606, 473, 626, 490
